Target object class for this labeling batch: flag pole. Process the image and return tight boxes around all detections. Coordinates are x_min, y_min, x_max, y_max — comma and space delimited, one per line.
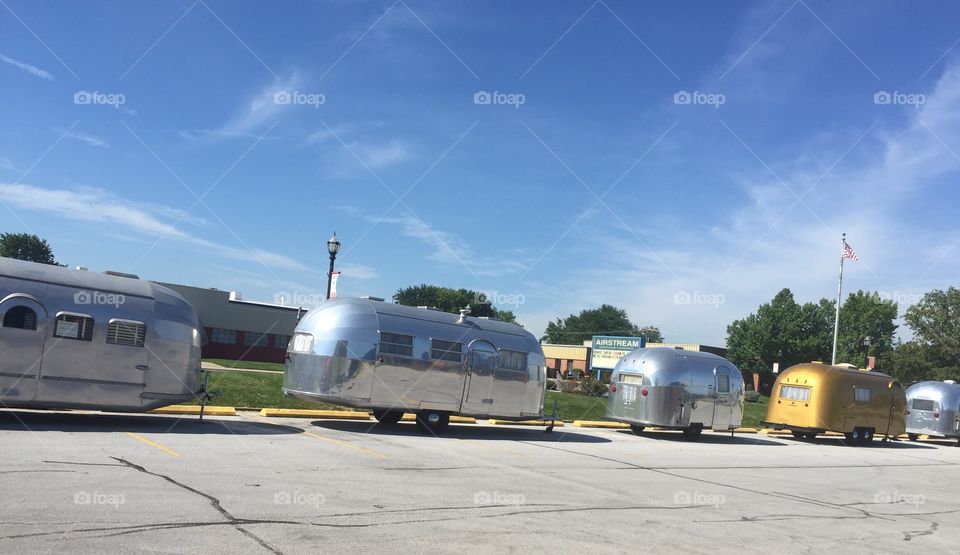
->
830, 232, 846, 365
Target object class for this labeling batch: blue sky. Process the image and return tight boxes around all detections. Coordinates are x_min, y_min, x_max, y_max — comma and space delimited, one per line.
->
2, 0, 959, 346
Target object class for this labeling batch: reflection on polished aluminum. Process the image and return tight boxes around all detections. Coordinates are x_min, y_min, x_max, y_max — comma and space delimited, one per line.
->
606, 347, 745, 440
905, 380, 960, 442
283, 297, 548, 433
0, 257, 206, 411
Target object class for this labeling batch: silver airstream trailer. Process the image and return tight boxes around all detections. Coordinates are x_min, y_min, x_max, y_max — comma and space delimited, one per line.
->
906, 380, 960, 443
282, 297, 549, 435
606, 347, 745, 440
0, 257, 207, 412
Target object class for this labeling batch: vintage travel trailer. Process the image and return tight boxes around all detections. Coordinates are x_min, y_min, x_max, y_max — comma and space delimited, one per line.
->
283, 297, 550, 435
606, 347, 745, 440
764, 362, 906, 445
0, 257, 208, 412
905, 380, 960, 442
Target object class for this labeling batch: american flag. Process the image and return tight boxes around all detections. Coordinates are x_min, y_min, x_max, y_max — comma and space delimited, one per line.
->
842, 241, 859, 261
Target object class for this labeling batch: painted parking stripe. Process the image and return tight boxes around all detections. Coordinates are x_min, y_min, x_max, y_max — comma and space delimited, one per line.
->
302, 431, 388, 459
125, 432, 181, 457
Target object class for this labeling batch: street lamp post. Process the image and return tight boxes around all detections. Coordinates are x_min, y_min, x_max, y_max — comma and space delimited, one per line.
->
863, 337, 871, 369
326, 232, 341, 300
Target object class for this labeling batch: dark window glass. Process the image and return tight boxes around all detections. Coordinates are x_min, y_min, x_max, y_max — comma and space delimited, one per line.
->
3, 306, 37, 330
431, 339, 463, 362
379, 332, 414, 357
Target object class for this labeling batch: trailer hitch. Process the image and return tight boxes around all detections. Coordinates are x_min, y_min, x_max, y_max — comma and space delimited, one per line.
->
544, 397, 560, 434
196, 371, 223, 421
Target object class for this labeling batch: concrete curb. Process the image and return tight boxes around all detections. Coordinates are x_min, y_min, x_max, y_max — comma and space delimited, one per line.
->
488, 419, 564, 427
150, 406, 237, 416
259, 409, 371, 420
572, 421, 629, 429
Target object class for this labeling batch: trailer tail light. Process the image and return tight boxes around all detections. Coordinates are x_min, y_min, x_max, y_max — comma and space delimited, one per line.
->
934, 412, 940, 418
641, 388, 648, 397
610, 383, 617, 393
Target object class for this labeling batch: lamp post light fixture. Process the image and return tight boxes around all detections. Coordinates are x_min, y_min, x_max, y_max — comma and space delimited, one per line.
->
863, 336, 871, 369
326, 232, 341, 300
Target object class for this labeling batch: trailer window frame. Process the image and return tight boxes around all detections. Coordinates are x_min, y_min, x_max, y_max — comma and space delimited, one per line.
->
854, 387, 871, 403
430, 339, 462, 362
53, 312, 94, 342
379, 331, 414, 358
105, 318, 146, 347
780, 384, 811, 402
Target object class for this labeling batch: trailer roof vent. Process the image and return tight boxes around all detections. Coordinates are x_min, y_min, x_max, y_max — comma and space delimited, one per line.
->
75, 266, 88, 271
361, 296, 385, 302
945, 380, 957, 384
103, 270, 140, 279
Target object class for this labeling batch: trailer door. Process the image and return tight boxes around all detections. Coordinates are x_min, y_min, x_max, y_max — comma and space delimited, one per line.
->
462, 340, 497, 416
0, 298, 46, 403
711, 366, 734, 430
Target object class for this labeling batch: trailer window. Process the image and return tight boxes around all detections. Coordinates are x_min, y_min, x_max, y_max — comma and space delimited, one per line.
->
3, 306, 36, 330
54, 313, 94, 341
780, 385, 811, 401
717, 373, 730, 393
911, 398, 936, 412
106, 319, 146, 347
854, 387, 871, 402
379, 332, 414, 357
431, 339, 462, 362
499, 350, 528, 371
210, 328, 237, 344
243, 331, 269, 348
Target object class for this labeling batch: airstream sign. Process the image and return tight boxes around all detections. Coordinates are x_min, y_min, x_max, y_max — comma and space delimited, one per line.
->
591, 335, 646, 371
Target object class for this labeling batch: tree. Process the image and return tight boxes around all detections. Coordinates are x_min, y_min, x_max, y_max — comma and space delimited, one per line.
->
904, 286, 960, 368
542, 304, 659, 344
393, 284, 516, 323
0, 233, 62, 265
834, 290, 898, 367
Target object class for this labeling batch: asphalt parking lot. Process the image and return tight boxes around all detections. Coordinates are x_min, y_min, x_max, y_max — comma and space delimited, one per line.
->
1, 410, 958, 554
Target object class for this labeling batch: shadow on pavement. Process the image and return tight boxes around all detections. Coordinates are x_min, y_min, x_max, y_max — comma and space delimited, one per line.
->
0, 409, 302, 435
311, 419, 612, 443
614, 429, 787, 446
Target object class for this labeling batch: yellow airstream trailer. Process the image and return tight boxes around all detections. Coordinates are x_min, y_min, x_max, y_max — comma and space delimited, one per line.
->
764, 362, 906, 445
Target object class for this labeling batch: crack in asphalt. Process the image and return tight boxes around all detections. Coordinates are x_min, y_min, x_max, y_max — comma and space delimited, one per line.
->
903, 521, 938, 541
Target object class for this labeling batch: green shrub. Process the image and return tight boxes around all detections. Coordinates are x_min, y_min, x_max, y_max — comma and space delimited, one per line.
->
578, 376, 609, 397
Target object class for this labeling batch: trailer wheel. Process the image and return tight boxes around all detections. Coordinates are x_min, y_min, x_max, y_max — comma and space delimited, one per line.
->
414, 411, 450, 435
791, 430, 805, 440
863, 428, 875, 443
682, 427, 702, 441
630, 425, 645, 435
804, 432, 817, 440
372, 410, 404, 425
907, 433, 919, 441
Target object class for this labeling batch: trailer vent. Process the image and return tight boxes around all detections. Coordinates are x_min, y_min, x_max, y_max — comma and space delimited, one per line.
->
103, 270, 140, 279
106, 319, 146, 347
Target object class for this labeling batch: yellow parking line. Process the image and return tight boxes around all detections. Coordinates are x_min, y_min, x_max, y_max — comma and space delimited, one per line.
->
302, 431, 387, 459
125, 432, 180, 458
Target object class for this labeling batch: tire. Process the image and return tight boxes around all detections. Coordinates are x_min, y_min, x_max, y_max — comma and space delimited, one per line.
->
630, 425, 645, 435
863, 428, 875, 444
908, 433, 919, 442
414, 411, 450, 435
804, 432, 818, 440
791, 430, 806, 440
682, 427, 702, 441
372, 409, 403, 425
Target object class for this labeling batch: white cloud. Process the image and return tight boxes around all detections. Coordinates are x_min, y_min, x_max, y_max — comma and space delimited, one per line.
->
337, 263, 379, 280
0, 183, 308, 272
58, 129, 108, 148
0, 53, 54, 80
0, 156, 12, 171
180, 72, 301, 142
